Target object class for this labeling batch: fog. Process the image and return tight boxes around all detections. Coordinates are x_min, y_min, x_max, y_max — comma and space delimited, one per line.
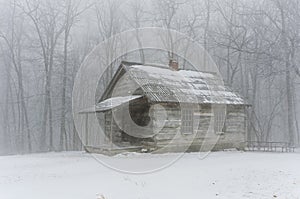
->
0, 0, 300, 155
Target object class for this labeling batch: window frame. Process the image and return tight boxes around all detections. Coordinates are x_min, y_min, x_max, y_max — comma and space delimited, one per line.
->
213, 105, 226, 134
181, 107, 194, 135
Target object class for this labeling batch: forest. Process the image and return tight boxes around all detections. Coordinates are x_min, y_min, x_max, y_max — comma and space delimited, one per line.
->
0, 0, 300, 155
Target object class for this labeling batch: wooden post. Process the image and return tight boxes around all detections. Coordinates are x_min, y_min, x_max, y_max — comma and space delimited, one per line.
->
110, 110, 113, 150
85, 113, 89, 146
245, 106, 249, 143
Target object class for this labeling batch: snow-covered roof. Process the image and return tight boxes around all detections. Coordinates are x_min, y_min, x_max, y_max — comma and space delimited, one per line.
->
121, 63, 245, 105
79, 95, 143, 113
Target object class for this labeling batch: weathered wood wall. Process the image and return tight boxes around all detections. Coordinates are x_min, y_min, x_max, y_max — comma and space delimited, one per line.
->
102, 103, 246, 152
151, 104, 246, 152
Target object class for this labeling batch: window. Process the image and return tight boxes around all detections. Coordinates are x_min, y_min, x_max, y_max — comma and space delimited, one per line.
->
181, 108, 193, 134
213, 105, 226, 134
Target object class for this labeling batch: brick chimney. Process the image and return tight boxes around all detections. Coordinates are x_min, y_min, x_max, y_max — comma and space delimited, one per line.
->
169, 59, 179, 71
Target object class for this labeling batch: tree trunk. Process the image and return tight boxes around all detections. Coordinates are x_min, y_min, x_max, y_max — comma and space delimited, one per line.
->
60, 24, 70, 151
278, 3, 295, 145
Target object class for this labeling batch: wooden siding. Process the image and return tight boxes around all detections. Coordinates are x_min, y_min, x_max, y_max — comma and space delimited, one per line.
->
102, 103, 246, 152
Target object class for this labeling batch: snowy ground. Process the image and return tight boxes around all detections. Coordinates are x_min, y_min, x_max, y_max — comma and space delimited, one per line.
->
0, 151, 300, 199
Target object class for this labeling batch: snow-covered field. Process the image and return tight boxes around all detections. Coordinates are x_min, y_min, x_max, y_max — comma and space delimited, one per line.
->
0, 151, 300, 199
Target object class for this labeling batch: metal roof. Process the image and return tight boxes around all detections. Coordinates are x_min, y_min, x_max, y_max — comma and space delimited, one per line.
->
79, 95, 143, 113
123, 64, 245, 105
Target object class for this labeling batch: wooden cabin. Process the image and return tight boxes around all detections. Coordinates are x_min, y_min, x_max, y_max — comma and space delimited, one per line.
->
81, 61, 248, 154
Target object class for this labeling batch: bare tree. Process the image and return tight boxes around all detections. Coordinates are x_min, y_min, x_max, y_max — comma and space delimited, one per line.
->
59, 0, 91, 151
20, 0, 65, 151
0, 0, 32, 153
